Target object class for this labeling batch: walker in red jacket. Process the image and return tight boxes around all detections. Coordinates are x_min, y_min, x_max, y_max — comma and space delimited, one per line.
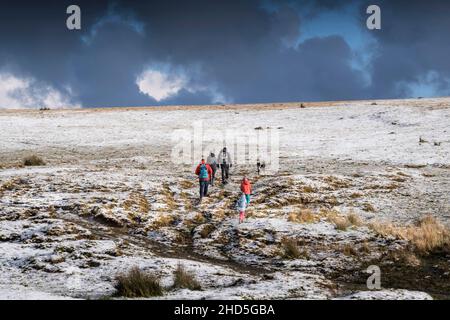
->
240, 177, 252, 206
195, 159, 213, 201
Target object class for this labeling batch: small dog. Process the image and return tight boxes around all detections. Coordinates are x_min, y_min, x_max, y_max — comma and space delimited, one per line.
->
256, 160, 266, 175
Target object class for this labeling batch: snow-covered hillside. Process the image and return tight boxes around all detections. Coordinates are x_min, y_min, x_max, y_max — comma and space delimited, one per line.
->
0, 98, 449, 299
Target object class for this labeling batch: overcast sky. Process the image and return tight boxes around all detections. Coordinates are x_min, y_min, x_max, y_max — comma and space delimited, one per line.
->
1, 0, 450, 108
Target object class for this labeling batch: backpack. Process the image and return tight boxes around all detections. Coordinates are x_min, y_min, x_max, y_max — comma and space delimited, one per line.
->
199, 164, 209, 179
221, 151, 227, 165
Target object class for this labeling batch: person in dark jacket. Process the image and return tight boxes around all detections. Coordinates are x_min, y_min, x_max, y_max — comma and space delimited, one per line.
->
206, 152, 218, 186
195, 159, 213, 201
217, 147, 232, 185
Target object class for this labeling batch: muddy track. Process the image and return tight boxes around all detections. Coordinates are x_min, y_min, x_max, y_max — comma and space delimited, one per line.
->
57, 212, 271, 276
328, 254, 450, 300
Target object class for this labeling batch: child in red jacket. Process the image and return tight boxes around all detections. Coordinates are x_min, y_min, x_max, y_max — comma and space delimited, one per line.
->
240, 176, 251, 206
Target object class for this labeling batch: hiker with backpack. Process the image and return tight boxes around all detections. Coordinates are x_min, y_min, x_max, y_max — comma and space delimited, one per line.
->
257, 159, 264, 175
240, 176, 252, 206
206, 152, 218, 186
217, 147, 232, 185
236, 192, 248, 224
195, 159, 213, 202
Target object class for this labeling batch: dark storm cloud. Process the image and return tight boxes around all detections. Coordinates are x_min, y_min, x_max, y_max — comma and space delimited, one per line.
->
364, 0, 450, 98
103, 0, 366, 104
0, 0, 449, 108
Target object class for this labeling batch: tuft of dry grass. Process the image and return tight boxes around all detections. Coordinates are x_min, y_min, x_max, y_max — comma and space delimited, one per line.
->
172, 264, 201, 290
302, 185, 317, 193
349, 192, 363, 199
422, 172, 435, 178
288, 209, 318, 224
281, 237, 305, 259
162, 184, 177, 210
192, 212, 206, 224
0, 179, 18, 192
325, 196, 340, 206
364, 183, 398, 191
318, 208, 340, 218
328, 215, 350, 231
213, 208, 226, 220
359, 241, 371, 254
179, 192, 194, 211
323, 176, 352, 189
180, 180, 194, 189
362, 203, 376, 212
114, 267, 163, 297
0, 178, 28, 196
23, 155, 45, 166
123, 192, 149, 214
387, 250, 421, 267
327, 212, 362, 231
369, 215, 450, 253
199, 224, 215, 238
184, 213, 207, 231
347, 212, 362, 227
152, 214, 175, 228
404, 164, 426, 169
391, 176, 406, 183
342, 244, 358, 256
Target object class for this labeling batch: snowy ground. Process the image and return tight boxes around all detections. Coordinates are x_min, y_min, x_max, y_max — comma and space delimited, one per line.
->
0, 98, 449, 300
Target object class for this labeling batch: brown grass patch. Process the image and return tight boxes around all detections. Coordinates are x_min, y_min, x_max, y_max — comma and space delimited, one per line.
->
123, 192, 149, 214
391, 176, 406, 183
369, 215, 450, 253
192, 212, 206, 224
0, 178, 28, 198
179, 191, 194, 211
323, 176, 352, 189
280, 237, 308, 259
318, 208, 340, 219
180, 180, 194, 189
162, 184, 177, 210
359, 241, 371, 254
404, 164, 426, 169
422, 172, 435, 178
325, 196, 340, 206
0, 178, 20, 192
174, 231, 192, 245
328, 215, 350, 231
342, 244, 358, 256
302, 185, 317, 193
287, 209, 318, 224
213, 208, 227, 220
349, 192, 363, 199
347, 212, 362, 226
199, 224, 215, 238
362, 203, 376, 212
364, 183, 399, 190
184, 213, 206, 229
180, 191, 193, 211
23, 155, 45, 166
327, 211, 362, 231
387, 250, 421, 267
173, 264, 201, 290
152, 214, 175, 228
114, 267, 163, 297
